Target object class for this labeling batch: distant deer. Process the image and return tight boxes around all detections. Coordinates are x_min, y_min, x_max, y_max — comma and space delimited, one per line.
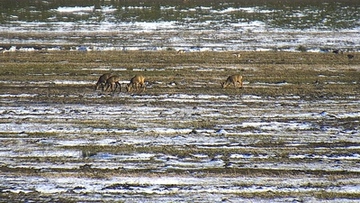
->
126, 75, 145, 92
95, 73, 112, 90
221, 74, 243, 89
104, 75, 122, 92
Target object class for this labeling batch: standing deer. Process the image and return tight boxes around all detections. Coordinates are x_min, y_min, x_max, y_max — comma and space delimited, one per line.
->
126, 75, 145, 92
95, 73, 112, 90
104, 75, 122, 92
221, 74, 243, 89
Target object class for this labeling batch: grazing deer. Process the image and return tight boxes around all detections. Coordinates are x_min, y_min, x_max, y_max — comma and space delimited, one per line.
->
221, 74, 243, 89
126, 75, 145, 92
104, 75, 122, 92
95, 73, 112, 90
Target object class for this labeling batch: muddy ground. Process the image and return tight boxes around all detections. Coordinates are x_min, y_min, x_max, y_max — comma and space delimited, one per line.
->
0, 51, 359, 202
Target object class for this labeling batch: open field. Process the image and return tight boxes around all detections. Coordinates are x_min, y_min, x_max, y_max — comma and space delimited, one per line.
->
0, 51, 360, 202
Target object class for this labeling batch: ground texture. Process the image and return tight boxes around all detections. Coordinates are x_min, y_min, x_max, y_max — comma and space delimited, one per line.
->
0, 51, 359, 202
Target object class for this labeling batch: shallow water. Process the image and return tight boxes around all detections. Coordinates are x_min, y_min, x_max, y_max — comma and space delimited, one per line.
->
1, 0, 359, 52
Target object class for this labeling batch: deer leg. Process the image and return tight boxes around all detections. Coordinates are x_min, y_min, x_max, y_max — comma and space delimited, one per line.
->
112, 83, 117, 92
110, 83, 115, 92
104, 82, 110, 92
110, 83, 116, 92
141, 84, 145, 92
112, 82, 117, 92
137, 83, 141, 92
116, 82, 121, 92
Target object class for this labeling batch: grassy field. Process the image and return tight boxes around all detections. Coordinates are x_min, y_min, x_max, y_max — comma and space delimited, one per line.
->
0, 50, 359, 202
0, 50, 358, 97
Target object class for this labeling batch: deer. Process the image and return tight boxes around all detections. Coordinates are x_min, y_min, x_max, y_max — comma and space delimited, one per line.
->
126, 75, 145, 92
95, 73, 113, 90
221, 74, 243, 89
104, 75, 122, 93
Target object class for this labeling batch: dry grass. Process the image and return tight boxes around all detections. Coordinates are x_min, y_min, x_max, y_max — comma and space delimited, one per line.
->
0, 51, 359, 99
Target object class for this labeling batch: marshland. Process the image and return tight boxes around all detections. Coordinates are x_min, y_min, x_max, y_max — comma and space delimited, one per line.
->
0, 0, 360, 202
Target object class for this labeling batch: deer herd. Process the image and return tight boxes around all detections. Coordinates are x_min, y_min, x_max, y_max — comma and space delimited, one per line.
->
95, 73, 243, 93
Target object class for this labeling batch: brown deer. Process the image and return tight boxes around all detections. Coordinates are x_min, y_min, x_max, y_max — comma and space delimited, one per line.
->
104, 75, 122, 92
126, 75, 145, 92
221, 74, 243, 89
95, 73, 113, 90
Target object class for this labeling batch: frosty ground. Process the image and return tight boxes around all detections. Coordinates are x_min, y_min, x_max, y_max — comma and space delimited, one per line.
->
0, 51, 359, 202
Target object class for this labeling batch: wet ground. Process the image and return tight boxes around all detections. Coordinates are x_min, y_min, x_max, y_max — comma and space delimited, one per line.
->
0, 51, 359, 202
0, 1, 359, 201
1, 0, 359, 52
